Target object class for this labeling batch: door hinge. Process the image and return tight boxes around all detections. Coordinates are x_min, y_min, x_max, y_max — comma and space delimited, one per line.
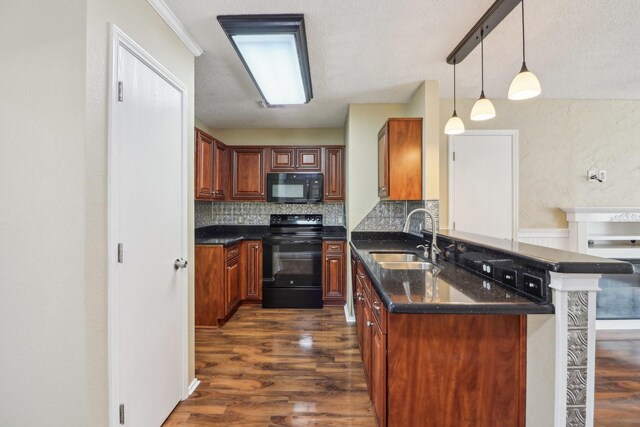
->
119, 404, 125, 425
453, 221, 456, 230
453, 152, 456, 161
117, 243, 124, 263
117, 81, 124, 102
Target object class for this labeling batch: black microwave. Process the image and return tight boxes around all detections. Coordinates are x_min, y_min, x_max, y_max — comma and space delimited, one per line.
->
266, 173, 323, 204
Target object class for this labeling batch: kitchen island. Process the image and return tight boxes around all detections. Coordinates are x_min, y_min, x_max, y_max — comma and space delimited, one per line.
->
349, 230, 632, 427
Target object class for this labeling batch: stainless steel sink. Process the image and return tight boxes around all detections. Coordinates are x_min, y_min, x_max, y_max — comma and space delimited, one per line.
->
376, 261, 440, 271
369, 252, 425, 263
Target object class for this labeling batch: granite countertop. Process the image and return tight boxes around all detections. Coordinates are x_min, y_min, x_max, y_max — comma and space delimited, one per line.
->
350, 238, 555, 315
195, 225, 347, 246
433, 229, 633, 274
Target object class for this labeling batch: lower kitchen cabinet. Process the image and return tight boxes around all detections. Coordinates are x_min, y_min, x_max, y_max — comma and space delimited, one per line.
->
242, 240, 262, 301
351, 253, 526, 427
195, 244, 242, 327
322, 240, 346, 305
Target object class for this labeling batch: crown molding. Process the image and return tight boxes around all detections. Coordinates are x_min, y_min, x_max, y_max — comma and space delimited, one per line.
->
147, 0, 203, 57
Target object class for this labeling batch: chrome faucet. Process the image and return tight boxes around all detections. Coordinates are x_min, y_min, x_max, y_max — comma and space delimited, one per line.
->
403, 208, 440, 263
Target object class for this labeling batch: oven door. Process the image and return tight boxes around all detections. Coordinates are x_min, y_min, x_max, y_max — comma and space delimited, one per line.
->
262, 236, 322, 288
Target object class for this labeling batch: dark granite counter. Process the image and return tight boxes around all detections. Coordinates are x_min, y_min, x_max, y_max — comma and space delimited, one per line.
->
195, 225, 346, 246
350, 236, 555, 315
432, 229, 633, 274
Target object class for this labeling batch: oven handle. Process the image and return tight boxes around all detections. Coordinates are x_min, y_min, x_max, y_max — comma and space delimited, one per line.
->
263, 238, 322, 245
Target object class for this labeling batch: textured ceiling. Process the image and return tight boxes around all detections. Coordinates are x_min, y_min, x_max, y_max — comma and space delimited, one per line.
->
165, 0, 640, 128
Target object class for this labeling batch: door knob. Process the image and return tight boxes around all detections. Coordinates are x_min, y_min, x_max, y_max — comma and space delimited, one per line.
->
174, 258, 188, 269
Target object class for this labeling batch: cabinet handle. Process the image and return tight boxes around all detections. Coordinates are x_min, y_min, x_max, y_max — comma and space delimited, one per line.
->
373, 301, 381, 311
367, 321, 375, 327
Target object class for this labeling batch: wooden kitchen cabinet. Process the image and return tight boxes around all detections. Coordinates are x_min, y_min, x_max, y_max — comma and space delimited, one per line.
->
195, 128, 226, 200
268, 147, 321, 172
323, 147, 345, 201
353, 254, 526, 427
243, 240, 262, 301
195, 244, 242, 327
322, 241, 346, 305
377, 118, 422, 200
231, 147, 266, 201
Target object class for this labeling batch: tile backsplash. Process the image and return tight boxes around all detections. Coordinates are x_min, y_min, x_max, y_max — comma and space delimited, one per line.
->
195, 201, 345, 227
354, 200, 439, 233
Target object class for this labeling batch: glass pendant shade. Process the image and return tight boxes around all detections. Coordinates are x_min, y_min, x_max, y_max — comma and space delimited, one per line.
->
445, 111, 465, 135
508, 63, 541, 100
470, 92, 496, 121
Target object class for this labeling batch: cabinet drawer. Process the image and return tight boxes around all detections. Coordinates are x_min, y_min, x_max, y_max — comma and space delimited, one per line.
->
226, 244, 240, 260
325, 242, 343, 253
370, 288, 387, 334
356, 261, 372, 297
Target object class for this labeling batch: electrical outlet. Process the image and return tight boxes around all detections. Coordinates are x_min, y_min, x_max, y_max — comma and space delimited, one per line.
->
587, 169, 598, 182
599, 170, 607, 182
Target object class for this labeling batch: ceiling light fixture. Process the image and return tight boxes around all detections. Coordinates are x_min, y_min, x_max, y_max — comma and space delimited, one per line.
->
508, 0, 541, 100
470, 30, 496, 121
444, 61, 465, 135
218, 14, 313, 106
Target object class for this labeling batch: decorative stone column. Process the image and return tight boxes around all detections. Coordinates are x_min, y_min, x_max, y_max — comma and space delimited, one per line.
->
549, 273, 601, 427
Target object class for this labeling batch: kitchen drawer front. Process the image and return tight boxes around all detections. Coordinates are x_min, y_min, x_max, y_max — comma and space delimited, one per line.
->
356, 261, 372, 298
226, 244, 240, 261
325, 242, 344, 253
370, 287, 387, 334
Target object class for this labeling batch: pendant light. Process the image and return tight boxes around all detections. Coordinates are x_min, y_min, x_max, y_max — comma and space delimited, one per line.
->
470, 30, 496, 121
444, 61, 465, 135
508, 0, 541, 100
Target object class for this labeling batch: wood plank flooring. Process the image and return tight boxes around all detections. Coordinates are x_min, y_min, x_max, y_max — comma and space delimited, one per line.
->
164, 306, 375, 426
595, 330, 640, 427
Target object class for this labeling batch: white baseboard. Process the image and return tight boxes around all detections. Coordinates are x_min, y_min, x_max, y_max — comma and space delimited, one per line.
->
344, 304, 355, 323
187, 378, 200, 397
596, 319, 640, 330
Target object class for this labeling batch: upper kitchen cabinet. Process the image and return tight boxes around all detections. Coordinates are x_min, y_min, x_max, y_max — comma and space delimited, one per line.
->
377, 118, 423, 200
231, 147, 266, 201
269, 147, 321, 172
195, 128, 226, 200
323, 147, 345, 201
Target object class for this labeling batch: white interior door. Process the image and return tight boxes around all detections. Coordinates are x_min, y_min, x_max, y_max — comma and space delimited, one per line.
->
449, 131, 518, 240
110, 30, 187, 426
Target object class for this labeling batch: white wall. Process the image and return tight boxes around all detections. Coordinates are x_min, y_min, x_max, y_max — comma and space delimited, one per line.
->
0, 1, 88, 425
201, 126, 345, 146
0, 1, 195, 425
440, 98, 640, 229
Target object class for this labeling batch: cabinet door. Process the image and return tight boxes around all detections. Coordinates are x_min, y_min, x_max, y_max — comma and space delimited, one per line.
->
323, 147, 344, 201
296, 147, 321, 171
225, 254, 241, 314
322, 241, 346, 304
212, 141, 226, 200
355, 277, 365, 353
195, 245, 224, 327
231, 148, 266, 200
270, 147, 295, 171
377, 125, 389, 197
362, 298, 373, 392
371, 323, 387, 427
195, 130, 214, 200
245, 241, 262, 300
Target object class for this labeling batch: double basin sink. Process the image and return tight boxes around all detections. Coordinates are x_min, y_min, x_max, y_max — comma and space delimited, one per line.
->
369, 252, 440, 272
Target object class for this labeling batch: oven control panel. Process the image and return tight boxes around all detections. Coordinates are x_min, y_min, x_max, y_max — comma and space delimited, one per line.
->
270, 214, 323, 226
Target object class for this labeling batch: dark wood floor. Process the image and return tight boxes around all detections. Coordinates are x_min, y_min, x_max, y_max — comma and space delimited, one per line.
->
166, 307, 639, 426
164, 306, 376, 426
595, 330, 640, 427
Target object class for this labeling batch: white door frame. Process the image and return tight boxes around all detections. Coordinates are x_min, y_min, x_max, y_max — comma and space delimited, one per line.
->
107, 24, 189, 426
448, 130, 519, 240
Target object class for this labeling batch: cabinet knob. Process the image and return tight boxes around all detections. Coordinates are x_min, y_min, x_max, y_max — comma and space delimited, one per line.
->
366, 321, 375, 327
373, 301, 381, 311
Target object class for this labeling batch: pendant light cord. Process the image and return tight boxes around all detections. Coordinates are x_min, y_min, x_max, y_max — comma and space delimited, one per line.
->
521, 0, 526, 63
480, 30, 485, 92
453, 61, 457, 111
